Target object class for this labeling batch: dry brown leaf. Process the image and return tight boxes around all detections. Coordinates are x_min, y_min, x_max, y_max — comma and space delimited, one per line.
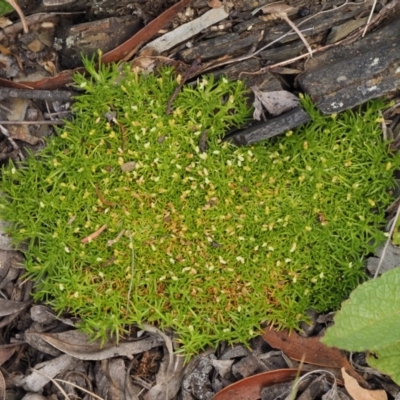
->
212, 368, 301, 400
0, 344, 22, 366
262, 327, 367, 386
208, 0, 223, 7
35, 330, 164, 360
341, 368, 387, 400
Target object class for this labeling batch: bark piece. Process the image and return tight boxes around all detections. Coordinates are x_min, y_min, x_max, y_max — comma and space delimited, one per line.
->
231, 354, 268, 379
227, 107, 310, 146
57, 15, 142, 68
298, 16, 400, 114
178, 32, 255, 63
220, 344, 251, 360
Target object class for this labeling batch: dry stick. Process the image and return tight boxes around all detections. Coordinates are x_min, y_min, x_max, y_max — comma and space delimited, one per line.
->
81, 224, 108, 244
5, 0, 29, 33
0, 88, 74, 101
95, 184, 119, 207
0, 120, 65, 125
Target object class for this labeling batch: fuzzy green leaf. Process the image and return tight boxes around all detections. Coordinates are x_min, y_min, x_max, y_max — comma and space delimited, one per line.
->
367, 342, 400, 385
0, 0, 13, 16
322, 267, 400, 351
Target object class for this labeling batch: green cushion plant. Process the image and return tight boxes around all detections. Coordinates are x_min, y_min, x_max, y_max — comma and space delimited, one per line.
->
1, 56, 399, 357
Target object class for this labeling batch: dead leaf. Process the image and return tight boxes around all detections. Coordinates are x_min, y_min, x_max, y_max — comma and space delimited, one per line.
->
262, 327, 367, 386
8, 126, 43, 145
341, 368, 387, 400
208, 0, 223, 7
100, 359, 127, 400
261, 3, 294, 14
0, 16, 12, 29
0, 344, 23, 366
146, 355, 185, 400
212, 368, 301, 400
0, 369, 5, 400
253, 95, 264, 121
0, 298, 31, 317
251, 87, 299, 116
20, 354, 77, 392
34, 330, 164, 360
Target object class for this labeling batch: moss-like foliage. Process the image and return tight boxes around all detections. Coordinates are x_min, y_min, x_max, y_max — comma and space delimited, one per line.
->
1, 59, 399, 356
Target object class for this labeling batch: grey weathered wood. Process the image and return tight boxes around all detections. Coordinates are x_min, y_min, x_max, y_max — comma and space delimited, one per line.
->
178, 33, 256, 63
298, 16, 400, 114
57, 16, 142, 69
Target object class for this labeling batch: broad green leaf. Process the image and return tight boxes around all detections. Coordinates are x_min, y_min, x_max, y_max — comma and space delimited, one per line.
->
322, 267, 400, 351
367, 342, 400, 385
0, 0, 13, 16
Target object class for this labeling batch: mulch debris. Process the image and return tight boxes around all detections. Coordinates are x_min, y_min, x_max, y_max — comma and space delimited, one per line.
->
1, 0, 400, 398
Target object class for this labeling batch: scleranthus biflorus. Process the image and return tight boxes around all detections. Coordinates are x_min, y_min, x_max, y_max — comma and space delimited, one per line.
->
1, 57, 399, 357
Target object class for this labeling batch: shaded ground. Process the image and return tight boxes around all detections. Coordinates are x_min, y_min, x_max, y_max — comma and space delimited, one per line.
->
0, 0, 400, 399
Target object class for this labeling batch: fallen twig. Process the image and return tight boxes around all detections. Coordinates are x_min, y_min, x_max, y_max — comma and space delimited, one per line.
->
81, 224, 108, 244
0, 120, 65, 125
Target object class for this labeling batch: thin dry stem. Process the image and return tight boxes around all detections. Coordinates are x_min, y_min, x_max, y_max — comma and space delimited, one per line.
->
81, 224, 108, 244
274, 11, 313, 58
5, 0, 29, 33
362, 0, 377, 37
